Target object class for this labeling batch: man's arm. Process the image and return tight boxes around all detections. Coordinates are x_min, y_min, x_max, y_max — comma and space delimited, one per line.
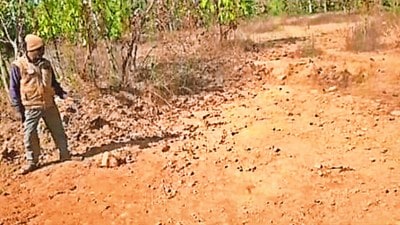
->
9, 65, 25, 120
50, 67, 67, 99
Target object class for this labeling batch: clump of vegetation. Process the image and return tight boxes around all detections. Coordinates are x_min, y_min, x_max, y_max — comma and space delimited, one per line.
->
0, 0, 399, 102
0, 0, 256, 98
298, 34, 322, 57
345, 17, 382, 52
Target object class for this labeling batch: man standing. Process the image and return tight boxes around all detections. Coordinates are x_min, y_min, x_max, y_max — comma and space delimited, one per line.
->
9, 34, 70, 174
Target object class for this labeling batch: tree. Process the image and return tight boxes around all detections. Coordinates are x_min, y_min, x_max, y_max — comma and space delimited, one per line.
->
1, 0, 397, 94
0, 0, 35, 97
199, 0, 256, 40
0, 0, 31, 58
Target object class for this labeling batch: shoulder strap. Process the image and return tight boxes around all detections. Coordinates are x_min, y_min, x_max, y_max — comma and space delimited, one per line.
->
38, 58, 52, 70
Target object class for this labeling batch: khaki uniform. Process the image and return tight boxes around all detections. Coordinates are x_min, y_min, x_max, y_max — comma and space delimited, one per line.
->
12, 56, 69, 165
12, 56, 56, 109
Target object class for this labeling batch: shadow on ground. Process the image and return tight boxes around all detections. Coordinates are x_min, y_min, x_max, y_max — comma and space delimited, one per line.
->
36, 133, 179, 171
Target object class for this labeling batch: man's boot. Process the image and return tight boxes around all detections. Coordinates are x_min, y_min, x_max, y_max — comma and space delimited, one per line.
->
60, 153, 84, 162
19, 162, 37, 175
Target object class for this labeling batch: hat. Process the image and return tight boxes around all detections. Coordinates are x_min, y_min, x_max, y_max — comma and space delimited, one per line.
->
25, 34, 44, 51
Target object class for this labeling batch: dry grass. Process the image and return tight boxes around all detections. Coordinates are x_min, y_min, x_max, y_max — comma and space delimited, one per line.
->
238, 17, 282, 34
351, 67, 371, 84
377, 12, 400, 48
297, 35, 323, 58
284, 12, 360, 26
0, 91, 7, 105
132, 55, 207, 97
220, 38, 273, 53
345, 17, 382, 52
40, 13, 390, 105
43, 28, 234, 104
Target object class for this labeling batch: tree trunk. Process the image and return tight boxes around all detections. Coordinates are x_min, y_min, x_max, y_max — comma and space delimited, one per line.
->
52, 39, 65, 79
309, 0, 313, 13
122, 0, 154, 85
16, 0, 25, 58
89, 1, 120, 87
103, 39, 120, 88
324, 0, 328, 12
0, 54, 10, 100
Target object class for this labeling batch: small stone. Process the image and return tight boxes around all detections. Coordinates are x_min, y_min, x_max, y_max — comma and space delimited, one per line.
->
325, 86, 337, 93
370, 158, 376, 163
314, 164, 323, 169
108, 155, 119, 168
190, 181, 198, 187
69, 185, 77, 191
355, 130, 365, 136
100, 152, 109, 167
1, 191, 10, 196
278, 75, 287, 81
390, 110, 400, 116
314, 199, 322, 205
162, 145, 170, 152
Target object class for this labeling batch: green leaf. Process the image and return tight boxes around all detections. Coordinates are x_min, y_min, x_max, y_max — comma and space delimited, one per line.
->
200, 0, 209, 9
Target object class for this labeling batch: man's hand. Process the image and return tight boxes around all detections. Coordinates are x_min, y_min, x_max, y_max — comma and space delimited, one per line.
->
60, 93, 74, 104
14, 106, 25, 123
16, 113, 25, 122
62, 93, 68, 100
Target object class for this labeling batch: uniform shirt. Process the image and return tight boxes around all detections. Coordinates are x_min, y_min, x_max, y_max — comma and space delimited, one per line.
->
9, 63, 66, 113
